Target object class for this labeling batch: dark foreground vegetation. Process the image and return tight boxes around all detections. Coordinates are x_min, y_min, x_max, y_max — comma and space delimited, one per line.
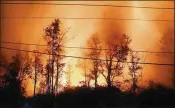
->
0, 85, 175, 108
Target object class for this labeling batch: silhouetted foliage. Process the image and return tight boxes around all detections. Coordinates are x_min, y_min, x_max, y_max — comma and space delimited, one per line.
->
86, 33, 102, 88
128, 51, 142, 93
7, 53, 33, 82
101, 34, 131, 87
0, 56, 27, 107
32, 50, 44, 96
137, 84, 175, 108
19, 85, 175, 108
44, 19, 66, 95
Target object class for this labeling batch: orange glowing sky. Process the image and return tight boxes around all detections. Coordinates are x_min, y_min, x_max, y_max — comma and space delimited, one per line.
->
1, 1, 174, 96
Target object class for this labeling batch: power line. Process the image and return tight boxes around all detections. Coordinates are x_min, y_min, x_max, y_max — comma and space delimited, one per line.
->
1, 2, 174, 10
1, 17, 174, 22
0, 46, 174, 66
1, 41, 174, 54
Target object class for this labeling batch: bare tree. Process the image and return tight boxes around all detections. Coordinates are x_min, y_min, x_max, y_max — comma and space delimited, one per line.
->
32, 50, 43, 96
86, 33, 102, 88
101, 43, 115, 87
101, 34, 131, 88
128, 51, 142, 93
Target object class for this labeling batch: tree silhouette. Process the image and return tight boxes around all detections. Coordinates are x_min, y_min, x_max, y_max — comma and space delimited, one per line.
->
44, 60, 52, 94
128, 51, 142, 93
7, 53, 33, 83
0, 53, 8, 76
44, 19, 65, 94
55, 56, 65, 94
1, 53, 32, 99
0, 54, 8, 87
0, 53, 29, 107
32, 50, 44, 96
101, 34, 131, 87
86, 33, 102, 88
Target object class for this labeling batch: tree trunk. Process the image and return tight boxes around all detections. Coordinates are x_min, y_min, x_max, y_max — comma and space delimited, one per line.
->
132, 75, 135, 93
107, 69, 111, 88
95, 70, 97, 88
47, 66, 50, 94
49, 72, 51, 93
55, 62, 59, 93
51, 61, 54, 95
51, 58, 54, 95
87, 80, 90, 87
51, 36, 55, 95
34, 61, 37, 96
94, 64, 98, 88
107, 59, 112, 88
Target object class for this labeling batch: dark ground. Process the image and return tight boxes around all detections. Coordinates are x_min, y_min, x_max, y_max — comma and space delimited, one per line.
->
0, 85, 175, 108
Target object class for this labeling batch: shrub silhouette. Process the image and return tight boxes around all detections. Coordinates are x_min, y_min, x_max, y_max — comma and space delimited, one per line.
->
1, 82, 175, 108
137, 85, 175, 108
0, 77, 25, 108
